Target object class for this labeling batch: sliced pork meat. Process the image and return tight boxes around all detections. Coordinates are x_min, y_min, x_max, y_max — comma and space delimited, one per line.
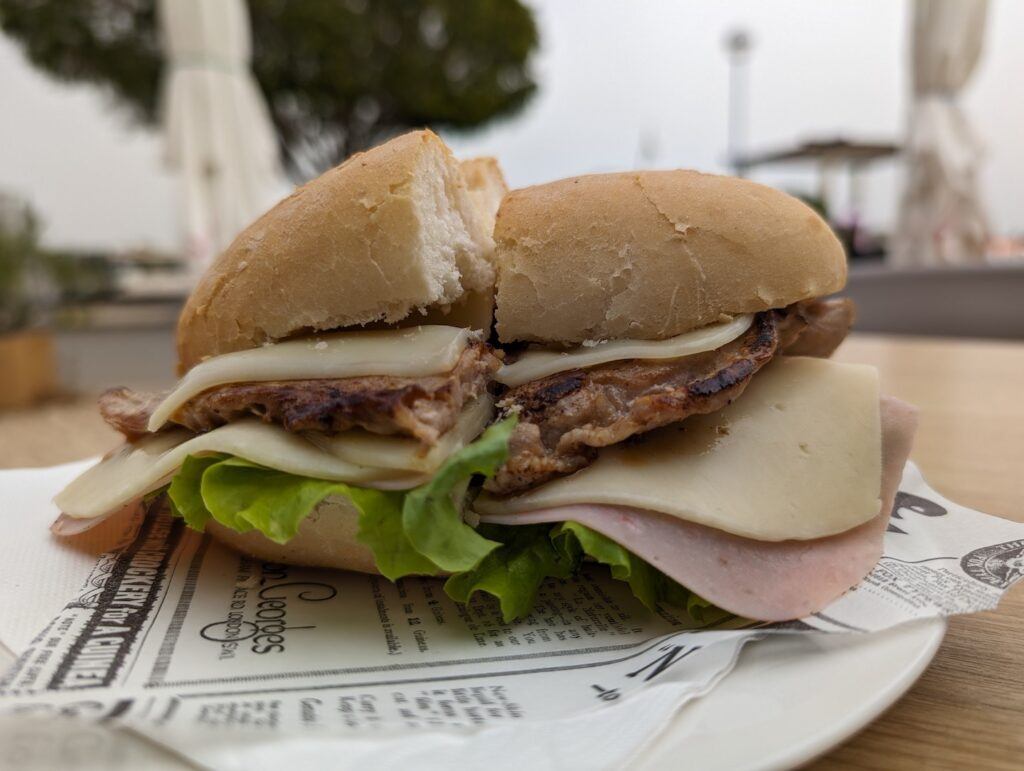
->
487, 311, 779, 494
487, 299, 854, 495
777, 297, 856, 358
100, 341, 501, 445
479, 396, 917, 621
99, 389, 166, 440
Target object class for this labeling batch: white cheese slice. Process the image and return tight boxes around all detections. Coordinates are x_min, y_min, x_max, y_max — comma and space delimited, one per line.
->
495, 314, 753, 387
55, 423, 421, 521
148, 325, 472, 431
56, 397, 493, 521
305, 394, 493, 472
475, 356, 882, 541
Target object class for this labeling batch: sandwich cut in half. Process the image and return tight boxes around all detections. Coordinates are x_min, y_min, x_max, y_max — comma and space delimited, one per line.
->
52, 156, 918, 627
52, 130, 521, 580
455, 171, 919, 623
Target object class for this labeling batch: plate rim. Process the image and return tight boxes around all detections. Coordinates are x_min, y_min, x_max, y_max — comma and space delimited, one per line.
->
634, 616, 948, 771
769, 617, 948, 770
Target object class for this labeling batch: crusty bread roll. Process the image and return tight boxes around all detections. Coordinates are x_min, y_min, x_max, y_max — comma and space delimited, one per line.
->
177, 130, 494, 371
206, 496, 382, 575
461, 157, 509, 232
407, 157, 511, 334
494, 170, 846, 344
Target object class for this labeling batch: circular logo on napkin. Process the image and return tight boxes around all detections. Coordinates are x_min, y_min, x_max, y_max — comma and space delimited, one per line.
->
960, 540, 1024, 589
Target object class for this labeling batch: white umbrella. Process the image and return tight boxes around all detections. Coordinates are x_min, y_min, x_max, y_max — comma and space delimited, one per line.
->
159, 0, 289, 275
890, 0, 989, 268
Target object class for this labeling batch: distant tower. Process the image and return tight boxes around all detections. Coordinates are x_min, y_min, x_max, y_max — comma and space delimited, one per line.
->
724, 28, 753, 176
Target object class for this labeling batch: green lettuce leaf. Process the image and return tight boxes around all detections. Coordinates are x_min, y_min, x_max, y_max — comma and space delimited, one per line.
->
444, 524, 576, 621
553, 521, 663, 611
446, 520, 728, 624
401, 418, 516, 572
166, 417, 518, 576
683, 591, 731, 625
353, 486, 440, 580
167, 453, 226, 530
200, 457, 364, 543
556, 523, 731, 623
171, 452, 441, 576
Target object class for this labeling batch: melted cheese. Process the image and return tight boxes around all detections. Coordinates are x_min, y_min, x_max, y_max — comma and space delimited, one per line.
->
57, 397, 493, 521
476, 357, 882, 541
495, 314, 753, 387
148, 325, 472, 431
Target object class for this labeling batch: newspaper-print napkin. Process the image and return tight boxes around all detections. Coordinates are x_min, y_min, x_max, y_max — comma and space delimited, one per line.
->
0, 460, 1021, 771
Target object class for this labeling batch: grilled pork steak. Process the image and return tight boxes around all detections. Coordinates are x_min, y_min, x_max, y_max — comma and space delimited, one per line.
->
100, 341, 501, 445
486, 299, 853, 495
776, 297, 855, 358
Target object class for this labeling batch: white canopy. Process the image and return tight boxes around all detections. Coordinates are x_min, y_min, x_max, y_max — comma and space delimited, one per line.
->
159, 0, 288, 275
890, 0, 989, 267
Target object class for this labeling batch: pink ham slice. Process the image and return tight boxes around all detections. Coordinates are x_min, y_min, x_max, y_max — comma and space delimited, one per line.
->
479, 396, 918, 621
51, 499, 145, 536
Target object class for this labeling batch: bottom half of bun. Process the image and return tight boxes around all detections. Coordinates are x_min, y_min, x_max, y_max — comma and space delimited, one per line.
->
205, 495, 381, 575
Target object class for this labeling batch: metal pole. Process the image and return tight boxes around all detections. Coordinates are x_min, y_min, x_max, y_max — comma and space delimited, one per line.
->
724, 29, 752, 176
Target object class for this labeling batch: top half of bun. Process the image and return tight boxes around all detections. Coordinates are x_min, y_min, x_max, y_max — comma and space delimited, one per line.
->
177, 130, 494, 371
493, 170, 847, 344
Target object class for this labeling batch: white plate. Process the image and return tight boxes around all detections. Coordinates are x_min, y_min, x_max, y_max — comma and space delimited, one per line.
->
635, 618, 947, 770
0, 620, 947, 769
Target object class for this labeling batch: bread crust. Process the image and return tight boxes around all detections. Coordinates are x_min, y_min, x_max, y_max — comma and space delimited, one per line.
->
494, 170, 846, 343
177, 130, 493, 371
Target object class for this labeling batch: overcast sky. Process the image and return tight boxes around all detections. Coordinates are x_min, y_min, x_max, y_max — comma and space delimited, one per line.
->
0, 0, 1020, 253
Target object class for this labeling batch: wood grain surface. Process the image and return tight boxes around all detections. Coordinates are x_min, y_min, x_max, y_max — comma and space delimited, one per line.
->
0, 333, 1021, 767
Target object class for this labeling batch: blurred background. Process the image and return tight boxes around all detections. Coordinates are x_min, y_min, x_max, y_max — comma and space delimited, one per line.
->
0, 0, 1021, 412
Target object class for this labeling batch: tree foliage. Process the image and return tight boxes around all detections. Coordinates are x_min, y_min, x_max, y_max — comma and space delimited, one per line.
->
0, 0, 539, 176
0, 195, 40, 332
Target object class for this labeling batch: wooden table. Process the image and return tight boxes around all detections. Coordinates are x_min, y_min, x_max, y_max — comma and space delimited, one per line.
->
1, 333, 1022, 767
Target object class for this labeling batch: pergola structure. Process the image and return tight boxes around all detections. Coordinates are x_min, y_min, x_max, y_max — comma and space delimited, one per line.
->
735, 138, 899, 222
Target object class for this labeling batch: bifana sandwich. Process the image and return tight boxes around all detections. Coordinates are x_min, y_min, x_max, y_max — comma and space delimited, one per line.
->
52, 136, 917, 625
